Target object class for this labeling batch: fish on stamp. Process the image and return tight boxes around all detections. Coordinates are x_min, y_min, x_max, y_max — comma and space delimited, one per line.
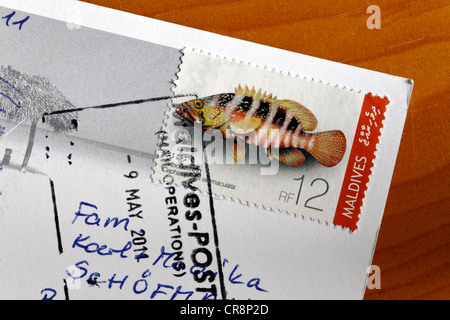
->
176, 85, 346, 167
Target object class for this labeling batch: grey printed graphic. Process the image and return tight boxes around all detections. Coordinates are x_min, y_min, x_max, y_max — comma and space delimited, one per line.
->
0, 8, 181, 175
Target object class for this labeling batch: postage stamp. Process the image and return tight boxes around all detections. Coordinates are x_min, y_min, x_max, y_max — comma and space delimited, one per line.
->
152, 48, 390, 231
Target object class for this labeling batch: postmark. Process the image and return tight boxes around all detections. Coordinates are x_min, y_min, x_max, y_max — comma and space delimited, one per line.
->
152, 48, 390, 231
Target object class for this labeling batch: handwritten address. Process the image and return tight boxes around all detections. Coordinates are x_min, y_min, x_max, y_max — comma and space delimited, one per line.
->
41, 200, 268, 300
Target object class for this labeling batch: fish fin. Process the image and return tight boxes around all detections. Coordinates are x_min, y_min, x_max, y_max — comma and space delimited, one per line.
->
266, 147, 274, 161
230, 117, 262, 135
269, 147, 306, 167
307, 130, 346, 167
279, 148, 306, 167
234, 85, 278, 103
227, 140, 246, 163
218, 123, 229, 137
266, 147, 271, 159
279, 99, 318, 131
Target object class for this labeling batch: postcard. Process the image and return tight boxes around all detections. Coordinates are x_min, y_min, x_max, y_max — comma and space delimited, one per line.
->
0, 0, 413, 300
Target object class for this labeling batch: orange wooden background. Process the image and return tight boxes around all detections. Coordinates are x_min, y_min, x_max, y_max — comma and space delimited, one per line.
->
81, 0, 450, 300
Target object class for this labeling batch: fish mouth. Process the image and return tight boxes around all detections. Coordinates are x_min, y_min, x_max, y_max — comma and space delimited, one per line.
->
175, 103, 195, 124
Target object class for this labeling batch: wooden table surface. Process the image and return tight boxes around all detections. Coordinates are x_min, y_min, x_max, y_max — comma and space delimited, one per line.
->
82, 0, 450, 300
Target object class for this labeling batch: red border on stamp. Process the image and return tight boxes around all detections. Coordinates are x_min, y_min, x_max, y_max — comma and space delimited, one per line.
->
333, 93, 390, 231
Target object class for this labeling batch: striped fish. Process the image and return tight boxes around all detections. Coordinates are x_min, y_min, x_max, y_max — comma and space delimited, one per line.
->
176, 85, 346, 167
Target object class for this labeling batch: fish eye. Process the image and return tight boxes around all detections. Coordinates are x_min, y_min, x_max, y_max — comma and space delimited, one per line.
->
194, 100, 204, 109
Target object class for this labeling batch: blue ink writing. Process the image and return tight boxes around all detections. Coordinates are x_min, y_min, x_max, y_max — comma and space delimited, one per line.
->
72, 201, 129, 231
0, 92, 21, 109
72, 233, 132, 258
66, 260, 89, 279
41, 288, 57, 300
228, 263, 267, 292
2, 11, 30, 30
63, 249, 268, 300
0, 76, 22, 113
133, 269, 151, 294
107, 274, 128, 290
1, 11, 15, 26
87, 273, 106, 287
150, 284, 174, 299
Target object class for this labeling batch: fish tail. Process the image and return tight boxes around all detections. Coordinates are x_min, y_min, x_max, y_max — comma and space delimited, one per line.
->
305, 130, 346, 167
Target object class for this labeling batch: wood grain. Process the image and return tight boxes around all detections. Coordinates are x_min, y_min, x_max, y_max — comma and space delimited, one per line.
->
81, 0, 450, 300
